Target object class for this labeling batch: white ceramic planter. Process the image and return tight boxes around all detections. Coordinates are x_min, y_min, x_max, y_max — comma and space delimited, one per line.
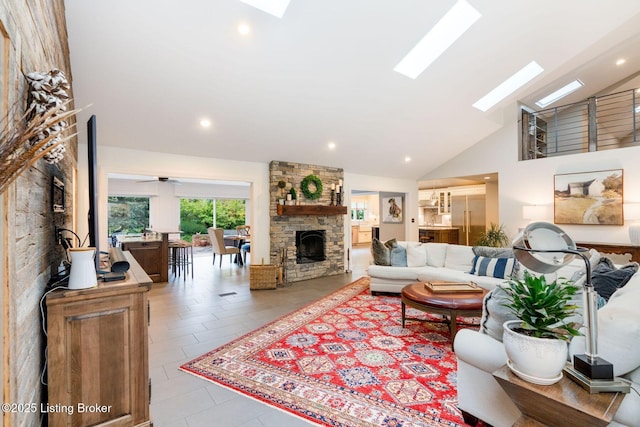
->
503, 319, 568, 385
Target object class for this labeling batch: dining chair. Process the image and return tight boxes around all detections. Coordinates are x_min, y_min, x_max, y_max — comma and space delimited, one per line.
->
236, 225, 251, 238
235, 225, 251, 265
208, 227, 240, 267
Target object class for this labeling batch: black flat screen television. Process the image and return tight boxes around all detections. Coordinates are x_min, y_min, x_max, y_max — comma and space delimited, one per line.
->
87, 115, 100, 270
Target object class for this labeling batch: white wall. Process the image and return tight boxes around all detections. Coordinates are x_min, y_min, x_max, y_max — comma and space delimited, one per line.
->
345, 172, 419, 244
77, 145, 421, 269
77, 145, 270, 262
424, 118, 640, 244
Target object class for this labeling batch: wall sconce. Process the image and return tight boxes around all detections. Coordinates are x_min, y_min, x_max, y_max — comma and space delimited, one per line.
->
624, 203, 640, 246
522, 205, 546, 221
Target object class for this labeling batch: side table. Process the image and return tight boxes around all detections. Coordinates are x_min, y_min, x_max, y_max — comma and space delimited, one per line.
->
493, 365, 624, 427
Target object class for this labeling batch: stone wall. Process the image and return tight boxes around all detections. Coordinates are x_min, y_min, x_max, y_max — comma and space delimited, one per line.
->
269, 161, 345, 282
1, 1, 75, 425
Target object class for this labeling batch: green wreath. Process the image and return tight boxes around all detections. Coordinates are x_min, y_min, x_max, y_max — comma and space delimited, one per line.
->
300, 174, 323, 200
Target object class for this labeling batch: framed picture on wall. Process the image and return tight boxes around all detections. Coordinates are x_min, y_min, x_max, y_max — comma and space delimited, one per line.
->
382, 196, 403, 223
554, 169, 623, 225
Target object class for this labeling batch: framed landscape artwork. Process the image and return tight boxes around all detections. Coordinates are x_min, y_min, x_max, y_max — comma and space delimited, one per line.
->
554, 169, 623, 225
383, 196, 403, 223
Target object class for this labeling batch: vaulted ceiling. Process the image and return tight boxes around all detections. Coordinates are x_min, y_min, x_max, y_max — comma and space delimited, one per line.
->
64, 0, 640, 180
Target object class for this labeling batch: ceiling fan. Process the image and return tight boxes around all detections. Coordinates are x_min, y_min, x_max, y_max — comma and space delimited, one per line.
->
135, 176, 182, 185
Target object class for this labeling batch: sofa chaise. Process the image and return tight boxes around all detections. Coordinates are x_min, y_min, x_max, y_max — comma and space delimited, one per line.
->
454, 251, 640, 427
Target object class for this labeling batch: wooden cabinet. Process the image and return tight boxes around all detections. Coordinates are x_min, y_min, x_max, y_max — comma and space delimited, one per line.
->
351, 226, 359, 244
121, 239, 164, 282
352, 225, 372, 244
575, 242, 640, 263
419, 228, 459, 244
46, 253, 152, 427
438, 191, 451, 214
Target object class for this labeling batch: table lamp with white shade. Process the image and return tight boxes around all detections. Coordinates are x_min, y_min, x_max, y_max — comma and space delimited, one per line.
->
512, 221, 630, 393
624, 203, 640, 246
522, 205, 547, 222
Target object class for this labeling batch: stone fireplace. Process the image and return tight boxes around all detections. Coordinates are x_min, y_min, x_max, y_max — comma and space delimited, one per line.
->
296, 230, 326, 263
269, 161, 345, 282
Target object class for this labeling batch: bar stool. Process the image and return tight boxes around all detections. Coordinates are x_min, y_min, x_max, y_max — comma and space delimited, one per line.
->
169, 239, 193, 278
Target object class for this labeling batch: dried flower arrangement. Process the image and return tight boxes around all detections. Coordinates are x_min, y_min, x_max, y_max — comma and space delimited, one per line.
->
0, 69, 80, 194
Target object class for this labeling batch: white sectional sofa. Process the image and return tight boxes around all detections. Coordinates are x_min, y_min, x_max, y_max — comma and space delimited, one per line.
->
367, 242, 512, 294
454, 254, 640, 427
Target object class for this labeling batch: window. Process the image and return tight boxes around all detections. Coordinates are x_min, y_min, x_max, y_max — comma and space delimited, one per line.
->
180, 198, 246, 241
351, 201, 367, 220
107, 196, 150, 235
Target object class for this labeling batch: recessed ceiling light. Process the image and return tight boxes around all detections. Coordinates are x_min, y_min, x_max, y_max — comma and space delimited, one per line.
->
535, 79, 584, 108
328, 142, 336, 150
239, 0, 291, 18
238, 23, 251, 35
484, 176, 491, 180
394, 0, 481, 79
404, 156, 412, 163
616, 58, 626, 66
473, 61, 544, 112
200, 119, 212, 128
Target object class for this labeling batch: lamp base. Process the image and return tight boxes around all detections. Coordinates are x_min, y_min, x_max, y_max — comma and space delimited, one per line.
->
573, 354, 614, 380
564, 365, 631, 394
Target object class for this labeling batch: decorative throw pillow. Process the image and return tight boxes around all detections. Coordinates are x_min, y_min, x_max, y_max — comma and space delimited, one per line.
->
591, 257, 639, 301
472, 246, 514, 258
473, 246, 521, 277
406, 244, 427, 267
470, 255, 516, 279
390, 245, 408, 267
479, 285, 517, 341
371, 238, 397, 266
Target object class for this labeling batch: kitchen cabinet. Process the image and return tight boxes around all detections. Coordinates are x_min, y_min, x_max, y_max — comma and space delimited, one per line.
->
352, 225, 372, 244
121, 239, 164, 282
438, 191, 451, 214
419, 228, 459, 244
46, 252, 152, 427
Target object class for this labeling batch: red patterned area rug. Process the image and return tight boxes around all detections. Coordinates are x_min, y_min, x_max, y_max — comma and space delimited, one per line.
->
180, 277, 477, 427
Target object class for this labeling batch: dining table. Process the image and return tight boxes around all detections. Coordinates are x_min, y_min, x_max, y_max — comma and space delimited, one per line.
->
225, 234, 251, 266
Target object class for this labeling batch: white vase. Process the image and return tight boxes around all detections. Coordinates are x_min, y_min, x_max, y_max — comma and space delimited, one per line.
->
503, 320, 568, 385
68, 247, 98, 290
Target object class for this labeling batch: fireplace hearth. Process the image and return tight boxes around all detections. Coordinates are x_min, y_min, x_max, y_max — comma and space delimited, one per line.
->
296, 230, 326, 264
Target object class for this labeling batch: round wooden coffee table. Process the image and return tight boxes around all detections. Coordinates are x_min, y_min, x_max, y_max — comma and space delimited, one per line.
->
401, 282, 487, 347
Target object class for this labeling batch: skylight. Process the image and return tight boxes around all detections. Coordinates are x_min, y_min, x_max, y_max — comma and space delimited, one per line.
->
473, 61, 544, 112
239, 0, 291, 18
394, 0, 481, 79
535, 80, 584, 108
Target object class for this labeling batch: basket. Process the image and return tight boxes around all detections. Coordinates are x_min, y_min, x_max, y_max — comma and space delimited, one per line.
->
250, 258, 277, 290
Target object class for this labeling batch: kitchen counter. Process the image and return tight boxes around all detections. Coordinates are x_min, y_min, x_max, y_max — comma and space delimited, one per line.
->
419, 227, 460, 244
419, 226, 460, 230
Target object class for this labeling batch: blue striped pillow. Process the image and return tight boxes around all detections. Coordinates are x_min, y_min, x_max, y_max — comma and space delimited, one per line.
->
470, 255, 515, 279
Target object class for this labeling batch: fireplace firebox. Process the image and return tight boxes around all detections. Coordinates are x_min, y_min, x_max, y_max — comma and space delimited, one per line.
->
296, 230, 326, 264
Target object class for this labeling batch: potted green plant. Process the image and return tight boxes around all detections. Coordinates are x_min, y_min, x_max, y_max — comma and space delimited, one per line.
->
501, 271, 581, 384
477, 223, 511, 247
289, 187, 297, 204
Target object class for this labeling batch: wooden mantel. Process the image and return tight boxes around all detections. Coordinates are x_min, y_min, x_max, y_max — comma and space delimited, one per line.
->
277, 204, 348, 216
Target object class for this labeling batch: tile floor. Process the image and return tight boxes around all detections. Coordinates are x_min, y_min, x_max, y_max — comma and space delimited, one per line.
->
148, 246, 372, 426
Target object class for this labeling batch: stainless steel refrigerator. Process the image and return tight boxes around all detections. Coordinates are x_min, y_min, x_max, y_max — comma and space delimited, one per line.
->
451, 194, 486, 246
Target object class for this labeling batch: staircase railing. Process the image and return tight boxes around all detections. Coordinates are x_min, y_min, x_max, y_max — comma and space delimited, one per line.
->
521, 88, 639, 160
